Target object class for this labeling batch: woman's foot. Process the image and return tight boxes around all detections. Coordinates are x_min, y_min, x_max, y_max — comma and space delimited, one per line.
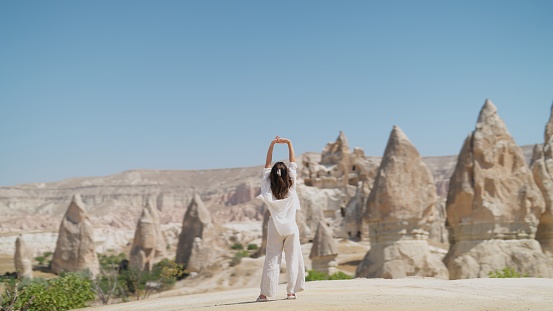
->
256, 294, 268, 302
286, 293, 296, 300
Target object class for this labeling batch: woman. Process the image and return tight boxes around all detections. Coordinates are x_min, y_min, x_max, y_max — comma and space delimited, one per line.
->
256, 136, 305, 302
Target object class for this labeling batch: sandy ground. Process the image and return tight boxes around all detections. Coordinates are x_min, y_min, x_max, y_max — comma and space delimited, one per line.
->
81, 277, 553, 311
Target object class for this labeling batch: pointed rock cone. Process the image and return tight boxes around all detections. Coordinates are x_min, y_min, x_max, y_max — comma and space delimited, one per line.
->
175, 193, 215, 271
364, 125, 436, 225
445, 99, 550, 279
129, 200, 157, 272
356, 126, 448, 279
51, 194, 100, 276
14, 236, 33, 279
530, 102, 553, 259
141, 197, 166, 259
310, 221, 339, 275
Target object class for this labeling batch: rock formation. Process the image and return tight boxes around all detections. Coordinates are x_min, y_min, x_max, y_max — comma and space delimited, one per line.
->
444, 99, 551, 279
296, 185, 339, 243
51, 194, 100, 276
14, 236, 33, 279
343, 180, 371, 240
530, 103, 553, 259
356, 126, 449, 279
300, 132, 379, 240
302, 131, 377, 189
129, 198, 164, 272
309, 221, 339, 274
175, 193, 216, 272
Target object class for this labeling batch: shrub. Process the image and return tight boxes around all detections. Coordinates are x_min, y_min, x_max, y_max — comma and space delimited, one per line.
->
305, 270, 328, 281
247, 244, 258, 250
34, 256, 46, 266
488, 267, 529, 278
328, 271, 353, 280
230, 243, 244, 250
118, 258, 188, 301
305, 270, 353, 282
10, 272, 95, 311
230, 250, 249, 267
99, 253, 127, 270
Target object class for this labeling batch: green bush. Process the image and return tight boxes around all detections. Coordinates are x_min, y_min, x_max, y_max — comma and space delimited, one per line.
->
117, 258, 188, 301
34, 256, 46, 266
305, 270, 328, 281
8, 272, 95, 311
247, 244, 258, 250
230, 243, 244, 250
42, 251, 53, 258
328, 271, 353, 280
305, 270, 353, 282
230, 250, 249, 267
99, 253, 127, 270
488, 267, 529, 278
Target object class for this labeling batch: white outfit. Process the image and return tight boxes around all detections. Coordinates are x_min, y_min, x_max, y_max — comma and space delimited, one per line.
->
257, 162, 306, 297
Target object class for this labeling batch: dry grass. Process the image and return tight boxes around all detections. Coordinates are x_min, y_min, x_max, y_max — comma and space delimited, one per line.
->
0, 253, 14, 274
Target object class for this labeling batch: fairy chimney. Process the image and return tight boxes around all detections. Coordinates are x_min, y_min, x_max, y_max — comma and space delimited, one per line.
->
309, 221, 339, 274
14, 236, 33, 279
51, 194, 100, 276
356, 126, 448, 279
444, 99, 551, 279
175, 193, 215, 271
129, 198, 161, 272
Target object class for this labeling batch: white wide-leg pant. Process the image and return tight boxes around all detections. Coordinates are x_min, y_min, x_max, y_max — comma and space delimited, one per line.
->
260, 217, 306, 297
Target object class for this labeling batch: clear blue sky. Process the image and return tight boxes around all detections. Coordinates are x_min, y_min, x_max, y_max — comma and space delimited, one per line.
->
1, 0, 552, 186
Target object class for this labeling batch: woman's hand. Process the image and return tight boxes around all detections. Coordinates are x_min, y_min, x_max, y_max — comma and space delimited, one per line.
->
275, 136, 290, 144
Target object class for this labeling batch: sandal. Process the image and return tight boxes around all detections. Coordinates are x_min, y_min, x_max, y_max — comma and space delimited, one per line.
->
286, 294, 296, 300
257, 295, 268, 302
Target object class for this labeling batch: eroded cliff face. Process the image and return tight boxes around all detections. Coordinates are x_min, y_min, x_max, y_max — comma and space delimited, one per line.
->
444, 99, 552, 279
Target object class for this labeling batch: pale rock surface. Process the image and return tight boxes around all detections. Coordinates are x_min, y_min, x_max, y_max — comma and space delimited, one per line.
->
81, 278, 553, 311
309, 221, 339, 274
444, 99, 551, 279
300, 132, 379, 240
51, 194, 100, 276
129, 198, 164, 272
303, 131, 377, 189
14, 236, 33, 279
295, 185, 336, 243
343, 179, 371, 240
530, 103, 553, 258
175, 193, 216, 272
357, 126, 448, 279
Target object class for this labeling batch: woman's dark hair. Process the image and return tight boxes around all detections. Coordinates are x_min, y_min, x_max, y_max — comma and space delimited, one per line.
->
269, 162, 294, 200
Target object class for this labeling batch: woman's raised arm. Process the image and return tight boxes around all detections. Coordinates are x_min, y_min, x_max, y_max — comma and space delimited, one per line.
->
283, 138, 295, 163
265, 136, 279, 168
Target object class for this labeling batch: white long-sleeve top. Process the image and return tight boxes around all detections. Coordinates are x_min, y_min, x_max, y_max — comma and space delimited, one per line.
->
256, 162, 301, 236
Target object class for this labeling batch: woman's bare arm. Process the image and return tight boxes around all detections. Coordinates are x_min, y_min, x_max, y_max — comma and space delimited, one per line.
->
265, 137, 279, 168
285, 139, 295, 163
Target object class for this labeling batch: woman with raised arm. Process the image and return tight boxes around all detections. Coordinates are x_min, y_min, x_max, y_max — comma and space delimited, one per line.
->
256, 136, 305, 302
